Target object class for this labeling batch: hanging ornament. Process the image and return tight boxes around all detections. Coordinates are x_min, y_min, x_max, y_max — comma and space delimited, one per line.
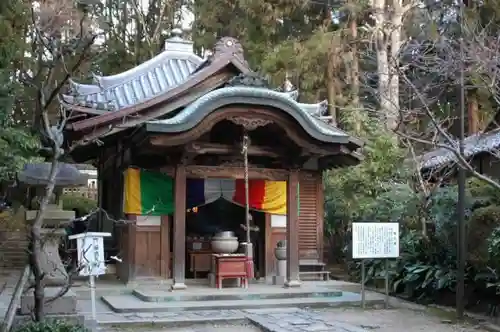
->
241, 131, 251, 244
241, 130, 254, 280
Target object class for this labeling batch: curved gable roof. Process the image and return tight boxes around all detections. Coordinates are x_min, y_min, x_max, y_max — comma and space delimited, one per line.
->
145, 86, 359, 146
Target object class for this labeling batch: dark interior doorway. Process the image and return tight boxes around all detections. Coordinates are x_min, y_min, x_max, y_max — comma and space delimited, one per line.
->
179, 198, 266, 279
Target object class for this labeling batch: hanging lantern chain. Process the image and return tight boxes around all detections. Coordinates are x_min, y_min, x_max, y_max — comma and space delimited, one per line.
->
242, 131, 251, 244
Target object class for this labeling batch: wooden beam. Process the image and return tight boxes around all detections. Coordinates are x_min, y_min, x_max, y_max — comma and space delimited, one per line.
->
148, 140, 283, 158
158, 165, 319, 181
183, 142, 281, 158
184, 165, 288, 180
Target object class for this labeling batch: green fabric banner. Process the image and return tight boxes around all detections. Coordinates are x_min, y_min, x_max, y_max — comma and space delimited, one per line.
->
123, 168, 174, 215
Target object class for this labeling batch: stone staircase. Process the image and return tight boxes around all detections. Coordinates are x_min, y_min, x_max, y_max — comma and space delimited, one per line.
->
99, 284, 383, 313
0, 228, 28, 269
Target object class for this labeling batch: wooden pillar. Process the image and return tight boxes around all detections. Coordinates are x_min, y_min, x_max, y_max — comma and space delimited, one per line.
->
160, 215, 170, 278
171, 164, 187, 290
127, 217, 138, 282
285, 169, 301, 287
96, 155, 103, 232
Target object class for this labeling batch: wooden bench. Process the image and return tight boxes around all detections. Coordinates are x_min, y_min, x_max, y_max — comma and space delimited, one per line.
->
299, 270, 330, 281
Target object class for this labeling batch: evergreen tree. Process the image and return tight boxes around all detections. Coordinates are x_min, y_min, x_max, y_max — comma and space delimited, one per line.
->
0, 0, 39, 182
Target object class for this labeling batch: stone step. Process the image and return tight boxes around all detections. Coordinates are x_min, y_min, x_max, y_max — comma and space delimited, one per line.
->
101, 291, 384, 313
132, 288, 343, 302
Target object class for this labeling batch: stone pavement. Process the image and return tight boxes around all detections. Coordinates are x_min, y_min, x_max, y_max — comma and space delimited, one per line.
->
97, 308, 368, 332
94, 309, 247, 325
103, 323, 261, 332
245, 308, 368, 332
313, 307, 489, 332
97, 307, 493, 332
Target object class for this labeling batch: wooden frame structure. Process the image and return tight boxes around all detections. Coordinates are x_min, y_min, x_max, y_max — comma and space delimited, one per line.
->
61, 33, 363, 289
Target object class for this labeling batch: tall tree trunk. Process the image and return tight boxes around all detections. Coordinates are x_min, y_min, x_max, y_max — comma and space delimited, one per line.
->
389, 0, 403, 131
31, 157, 60, 321
373, 0, 393, 129
349, 13, 361, 133
327, 35, 343, 126
327, 48, 338, 125
467, 90, 479, 134
135, 14, 142, 64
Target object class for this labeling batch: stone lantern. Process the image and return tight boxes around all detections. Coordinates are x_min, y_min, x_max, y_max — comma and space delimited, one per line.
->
273, 240, 287, 285
18, 162, 88, 315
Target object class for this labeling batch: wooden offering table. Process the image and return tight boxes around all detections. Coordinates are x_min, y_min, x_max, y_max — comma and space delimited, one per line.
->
188, 250, 212, 278
211, 254, 248, 289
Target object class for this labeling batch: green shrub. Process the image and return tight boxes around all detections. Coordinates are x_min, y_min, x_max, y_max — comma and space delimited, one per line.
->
61, 194, 97, 215
469, 205, 500, 267
13, 320, 89, 332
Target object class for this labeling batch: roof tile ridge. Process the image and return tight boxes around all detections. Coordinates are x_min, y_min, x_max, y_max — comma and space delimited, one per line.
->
93, 49, 202, 87
67, 55, 236, 131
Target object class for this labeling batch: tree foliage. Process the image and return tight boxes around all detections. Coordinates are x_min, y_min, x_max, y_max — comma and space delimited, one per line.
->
0, 0, 40, 182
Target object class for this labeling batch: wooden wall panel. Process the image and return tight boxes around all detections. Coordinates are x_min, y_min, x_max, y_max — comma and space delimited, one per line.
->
115, 214, 170, 283
135, 226, 161, 276
298, 173, 321, 259
316, 174, 325, 262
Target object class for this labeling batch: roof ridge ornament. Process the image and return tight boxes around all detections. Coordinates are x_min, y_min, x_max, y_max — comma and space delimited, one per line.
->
164, 27, 194, 53
225, 73, 270, 89
283, 72, 294, 92
214, 37, 246, 60
171, 27, 183, 37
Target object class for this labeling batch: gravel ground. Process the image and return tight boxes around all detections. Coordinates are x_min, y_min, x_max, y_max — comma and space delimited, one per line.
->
313, 307, 488, 332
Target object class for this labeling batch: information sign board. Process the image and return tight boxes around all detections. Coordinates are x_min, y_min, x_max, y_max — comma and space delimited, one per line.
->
352, 222, 399, 259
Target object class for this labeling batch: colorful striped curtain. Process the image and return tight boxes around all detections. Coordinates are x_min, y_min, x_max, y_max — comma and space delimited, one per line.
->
123, 168, 174, 215
123, 168, 296, 216
187, 178, 287, 215
231, 180, 287, 215
186, 178, 235, 208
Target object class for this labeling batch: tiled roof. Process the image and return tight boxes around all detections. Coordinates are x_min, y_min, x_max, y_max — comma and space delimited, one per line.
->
418, 129, 500, 170
146, 86, 351, 143
61, 33, 331, 135
62, 32, 203, 111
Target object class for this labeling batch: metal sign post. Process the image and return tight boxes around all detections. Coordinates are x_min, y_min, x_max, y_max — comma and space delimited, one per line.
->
69, 232, 111, 329
385, 258, 389, 309
352, 222, 399, 309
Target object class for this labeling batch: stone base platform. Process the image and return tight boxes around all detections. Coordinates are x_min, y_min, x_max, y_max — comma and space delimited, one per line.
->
20, 287, 77, 315
132, 287, 342, 303
100, 284, 384, 314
